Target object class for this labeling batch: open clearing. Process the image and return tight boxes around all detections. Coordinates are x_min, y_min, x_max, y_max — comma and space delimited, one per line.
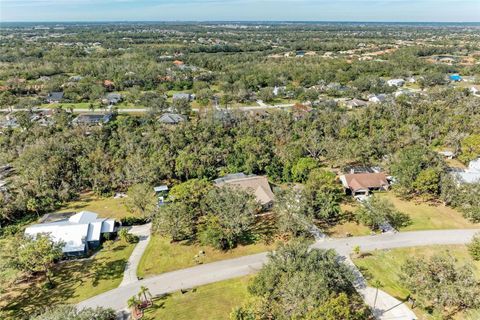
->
353, 245, 480, 320
143, 277, 250, 320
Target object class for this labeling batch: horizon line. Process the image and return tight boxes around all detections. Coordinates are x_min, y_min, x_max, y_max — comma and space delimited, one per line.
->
2, 20, 480, 24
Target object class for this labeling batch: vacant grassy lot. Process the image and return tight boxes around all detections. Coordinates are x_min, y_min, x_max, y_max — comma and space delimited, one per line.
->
0, 239, 134, 318
138, 235, 275, 277
56, 192, 132, 220
353, 245, 480, 320
143, 277, 251, 320
330, 193, 478, 236
378, 193, 478, 231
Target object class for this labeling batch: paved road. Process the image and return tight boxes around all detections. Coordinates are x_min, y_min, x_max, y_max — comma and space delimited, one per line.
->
78, 229, 479, 316
119, 223, 152, 287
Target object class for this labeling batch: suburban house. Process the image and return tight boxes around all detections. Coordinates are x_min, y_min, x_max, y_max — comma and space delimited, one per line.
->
102, 93, 123, 105
387, 79, 405, 87
159, 113, 187, 124
214, 173, 275, 208
345, 98, 368, 109
453, 158, 480, 184
340, 172, 390, 198
72, 113, 113, 126
24, 211, 116, 257
173, 93, 194, 101
368, 94, 387, 103
46, 91, 64, 103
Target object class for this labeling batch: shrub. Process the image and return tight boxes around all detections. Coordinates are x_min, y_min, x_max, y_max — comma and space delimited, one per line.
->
468, 233, 480, 261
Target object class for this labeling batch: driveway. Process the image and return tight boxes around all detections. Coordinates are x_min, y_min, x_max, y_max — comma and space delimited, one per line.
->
78, 228, 480, 318
119, 223, 152, 287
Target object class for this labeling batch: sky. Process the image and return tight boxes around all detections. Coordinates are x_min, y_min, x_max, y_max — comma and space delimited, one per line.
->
1, 0, 480, 22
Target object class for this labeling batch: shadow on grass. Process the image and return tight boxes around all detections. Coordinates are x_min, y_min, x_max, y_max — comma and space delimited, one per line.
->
2, 241, 130, 319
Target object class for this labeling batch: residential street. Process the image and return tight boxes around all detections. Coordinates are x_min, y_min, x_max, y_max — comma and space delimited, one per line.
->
77, 228, 480, 319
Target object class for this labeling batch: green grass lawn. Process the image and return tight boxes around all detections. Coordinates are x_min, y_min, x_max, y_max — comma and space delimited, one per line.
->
330, 193, 478, 237
378, 193, 479, 231
353, 245, 480, 320
138, 235, 276, 278
143, 277, 251, 320
0, 239, 135, 318
55, 192, 133, 220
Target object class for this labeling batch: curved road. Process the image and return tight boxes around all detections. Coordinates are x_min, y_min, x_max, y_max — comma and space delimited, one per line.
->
77, 229, 479, 316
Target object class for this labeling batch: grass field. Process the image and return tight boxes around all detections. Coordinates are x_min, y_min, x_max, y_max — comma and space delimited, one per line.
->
0, 239, 135, 318
55, 192, 133, 220
138, 235, 276, 277
330, 193, 478, 237
378, 193, 478, 231
353, 245, 480, 320
143, 277, 251, 320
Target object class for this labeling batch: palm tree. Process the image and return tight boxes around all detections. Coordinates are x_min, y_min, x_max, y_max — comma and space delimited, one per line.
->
138, 285, 152, 303
127, 295, 140, 318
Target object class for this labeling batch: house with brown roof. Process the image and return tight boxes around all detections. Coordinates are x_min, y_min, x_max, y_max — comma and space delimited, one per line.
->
339, 172, 389, 198
214, 173, 275, 209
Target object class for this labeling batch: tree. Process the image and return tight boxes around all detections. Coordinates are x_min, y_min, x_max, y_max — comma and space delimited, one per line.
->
125, 183, 157, 217
291, 157, 318, 183
200, 186, 259, 249
459, 134, 480, 163
401, 253, 480, 313
274, 189, 314, 237
257, 87, 274, 103
15, 234, 64, 287
153, 202, 195, 241
247, 241, 357, 319
31, 305, 116, 320
468, 233, 480, 261
172, 97, 192, 115
305, 293, 369, 320
139, 91, 169, 114
389, 146, 444, 197
304, 169, 343, 222
356, 196, 411, 231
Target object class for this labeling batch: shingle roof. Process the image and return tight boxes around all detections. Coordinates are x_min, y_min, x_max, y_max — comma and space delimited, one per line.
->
340, 173, 389, 193
214, 174, 275, 205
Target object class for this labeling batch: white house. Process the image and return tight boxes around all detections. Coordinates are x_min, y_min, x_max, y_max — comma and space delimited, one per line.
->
368, 94, 388, 103
24, 211, 116, 256
387, 79, 405, 87
454, 158, 480, 184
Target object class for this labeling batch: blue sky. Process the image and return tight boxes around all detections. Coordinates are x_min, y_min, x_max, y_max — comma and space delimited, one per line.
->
1, 0, 479, 22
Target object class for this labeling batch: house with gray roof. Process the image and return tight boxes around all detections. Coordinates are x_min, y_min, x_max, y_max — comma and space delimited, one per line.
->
72, 113, 112, 126
159, 113, 187, 124
173, 93, 194, 101
24, 211, 116, 257
46, 91, 64, 103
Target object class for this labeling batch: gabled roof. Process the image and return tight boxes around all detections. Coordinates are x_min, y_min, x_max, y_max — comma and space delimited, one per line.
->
340, 172, 389, 193
47, 92, 64, 101
214, 174, 275, 205
159, 113, 186, 124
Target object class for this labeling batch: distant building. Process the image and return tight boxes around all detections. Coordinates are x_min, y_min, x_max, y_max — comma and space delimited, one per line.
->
345, 98, 368, 109
214, 173, 275, 208
449, 74, 463, 82
387, 79, 405, 87
470, 86, 480, 96
72, 113, 112, 126
173, 93, 194, 101
368, 94, 388, 103
153, 185, 169, 206
46, 92, 64, 103
103, 93, 123, 105
453, 158, 480, 184
159, 113, 187, 124
24, 211, 116, 257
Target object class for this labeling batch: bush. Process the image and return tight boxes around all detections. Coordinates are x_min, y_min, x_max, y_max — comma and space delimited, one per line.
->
468, 233, 480, 261
31, 305, 116, 320
120, 216, 149, 226
118, 228, 139, 244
